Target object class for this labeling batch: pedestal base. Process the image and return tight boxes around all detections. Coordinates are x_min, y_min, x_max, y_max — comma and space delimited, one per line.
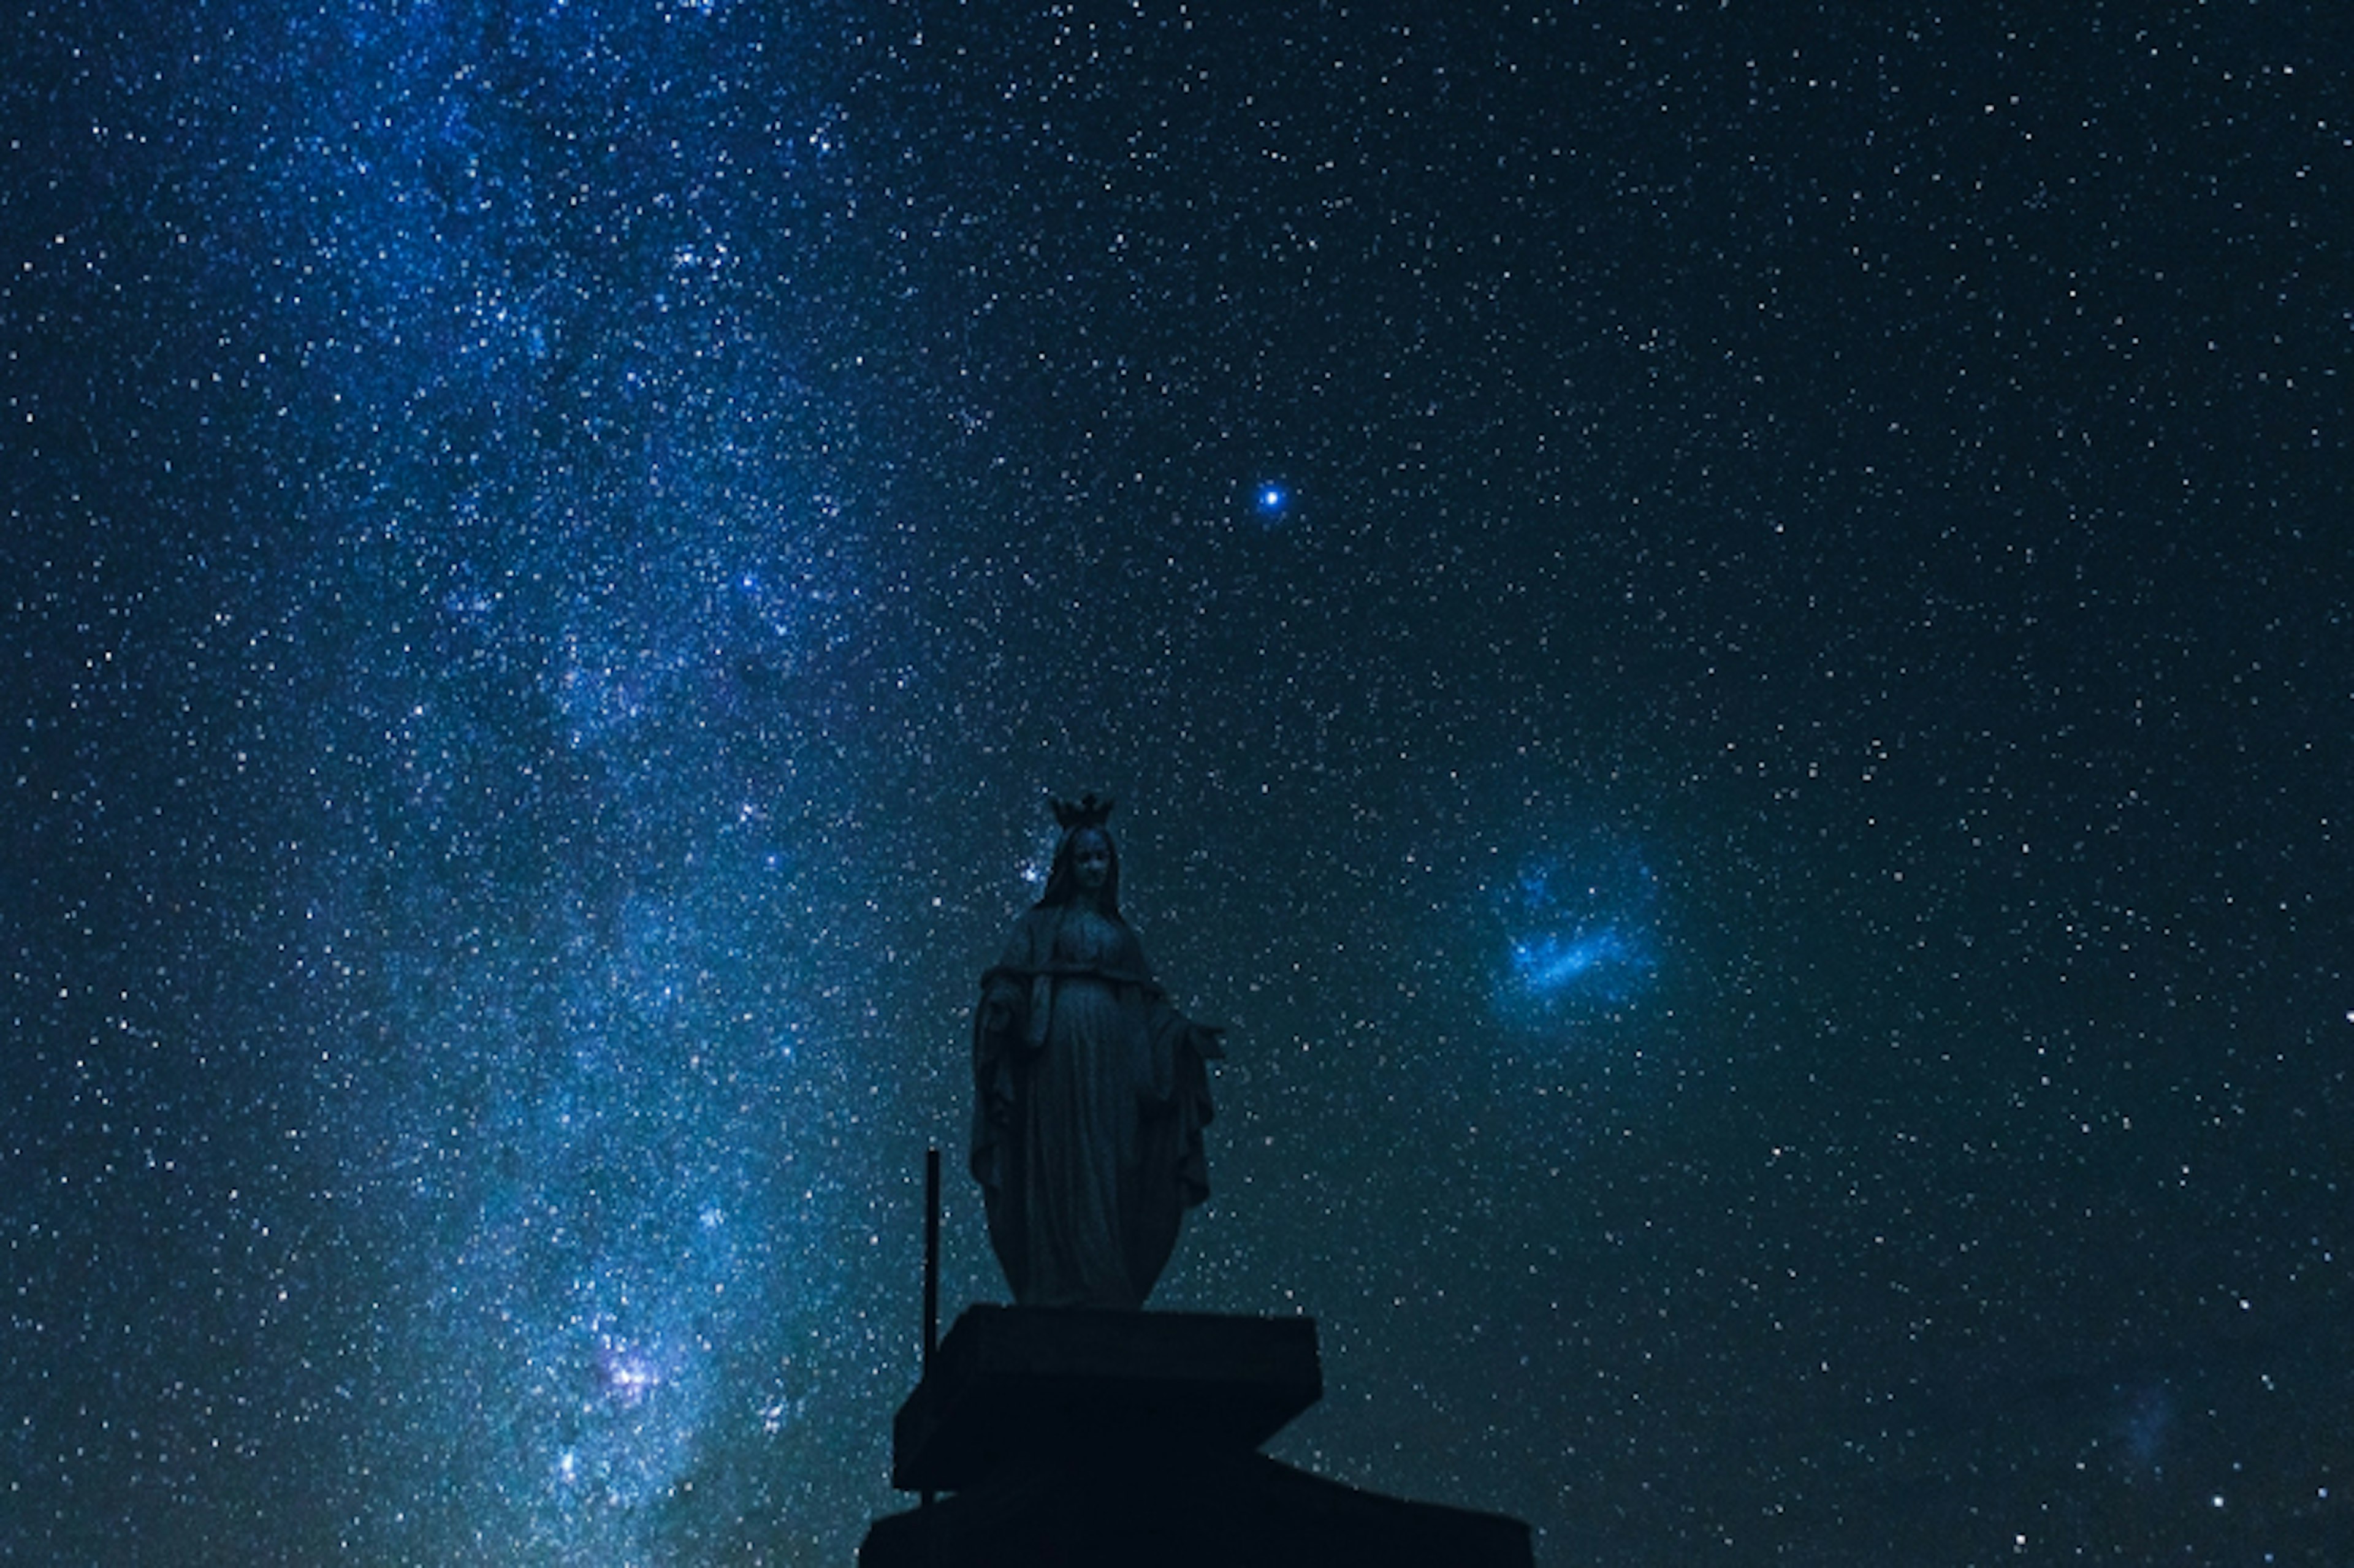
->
893, 1304, 1322, 1493
863, 1307, 1531, 1568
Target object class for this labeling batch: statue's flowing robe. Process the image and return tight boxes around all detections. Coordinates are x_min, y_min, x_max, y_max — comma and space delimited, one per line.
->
970, 904, 1216, 1308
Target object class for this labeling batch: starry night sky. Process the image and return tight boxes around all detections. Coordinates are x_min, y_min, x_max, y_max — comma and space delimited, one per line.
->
7, 2, 2352, 1563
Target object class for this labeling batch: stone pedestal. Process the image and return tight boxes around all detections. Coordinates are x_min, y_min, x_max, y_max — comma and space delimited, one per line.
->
861, 1306, 1532, 1568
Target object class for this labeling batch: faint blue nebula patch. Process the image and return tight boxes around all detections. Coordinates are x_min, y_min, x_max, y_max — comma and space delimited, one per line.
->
1495, 832, 1661, 1027
2114, 1380, 2176, 1476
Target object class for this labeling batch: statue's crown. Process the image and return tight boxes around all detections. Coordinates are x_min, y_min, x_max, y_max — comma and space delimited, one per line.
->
1050, 791, 1116, 833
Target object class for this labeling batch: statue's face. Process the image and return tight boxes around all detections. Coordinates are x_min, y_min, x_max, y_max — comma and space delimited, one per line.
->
1070, 831, 1112, 894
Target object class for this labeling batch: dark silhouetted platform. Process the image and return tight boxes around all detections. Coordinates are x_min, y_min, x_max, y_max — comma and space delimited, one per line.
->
862, 1306, 1533, 1568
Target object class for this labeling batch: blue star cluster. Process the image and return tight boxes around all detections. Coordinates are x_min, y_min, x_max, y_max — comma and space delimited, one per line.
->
8, 3, 2352, 1564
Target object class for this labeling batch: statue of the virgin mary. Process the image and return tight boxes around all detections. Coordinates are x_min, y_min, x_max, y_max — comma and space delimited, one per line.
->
968, 794, 1222, 1309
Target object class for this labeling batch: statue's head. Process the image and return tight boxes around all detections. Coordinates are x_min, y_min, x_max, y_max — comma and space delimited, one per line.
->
1040, 796, 1122, 915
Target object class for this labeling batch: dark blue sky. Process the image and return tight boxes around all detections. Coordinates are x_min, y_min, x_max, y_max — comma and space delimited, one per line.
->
7, 2, 2349, 1563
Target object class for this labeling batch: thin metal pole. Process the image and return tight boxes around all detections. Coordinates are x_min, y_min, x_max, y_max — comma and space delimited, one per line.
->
921, 1146, 942, 1513
923, 1146, 942, 1371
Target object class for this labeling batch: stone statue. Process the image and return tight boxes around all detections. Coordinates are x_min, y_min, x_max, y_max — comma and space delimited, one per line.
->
969, 794, 1222, 1309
